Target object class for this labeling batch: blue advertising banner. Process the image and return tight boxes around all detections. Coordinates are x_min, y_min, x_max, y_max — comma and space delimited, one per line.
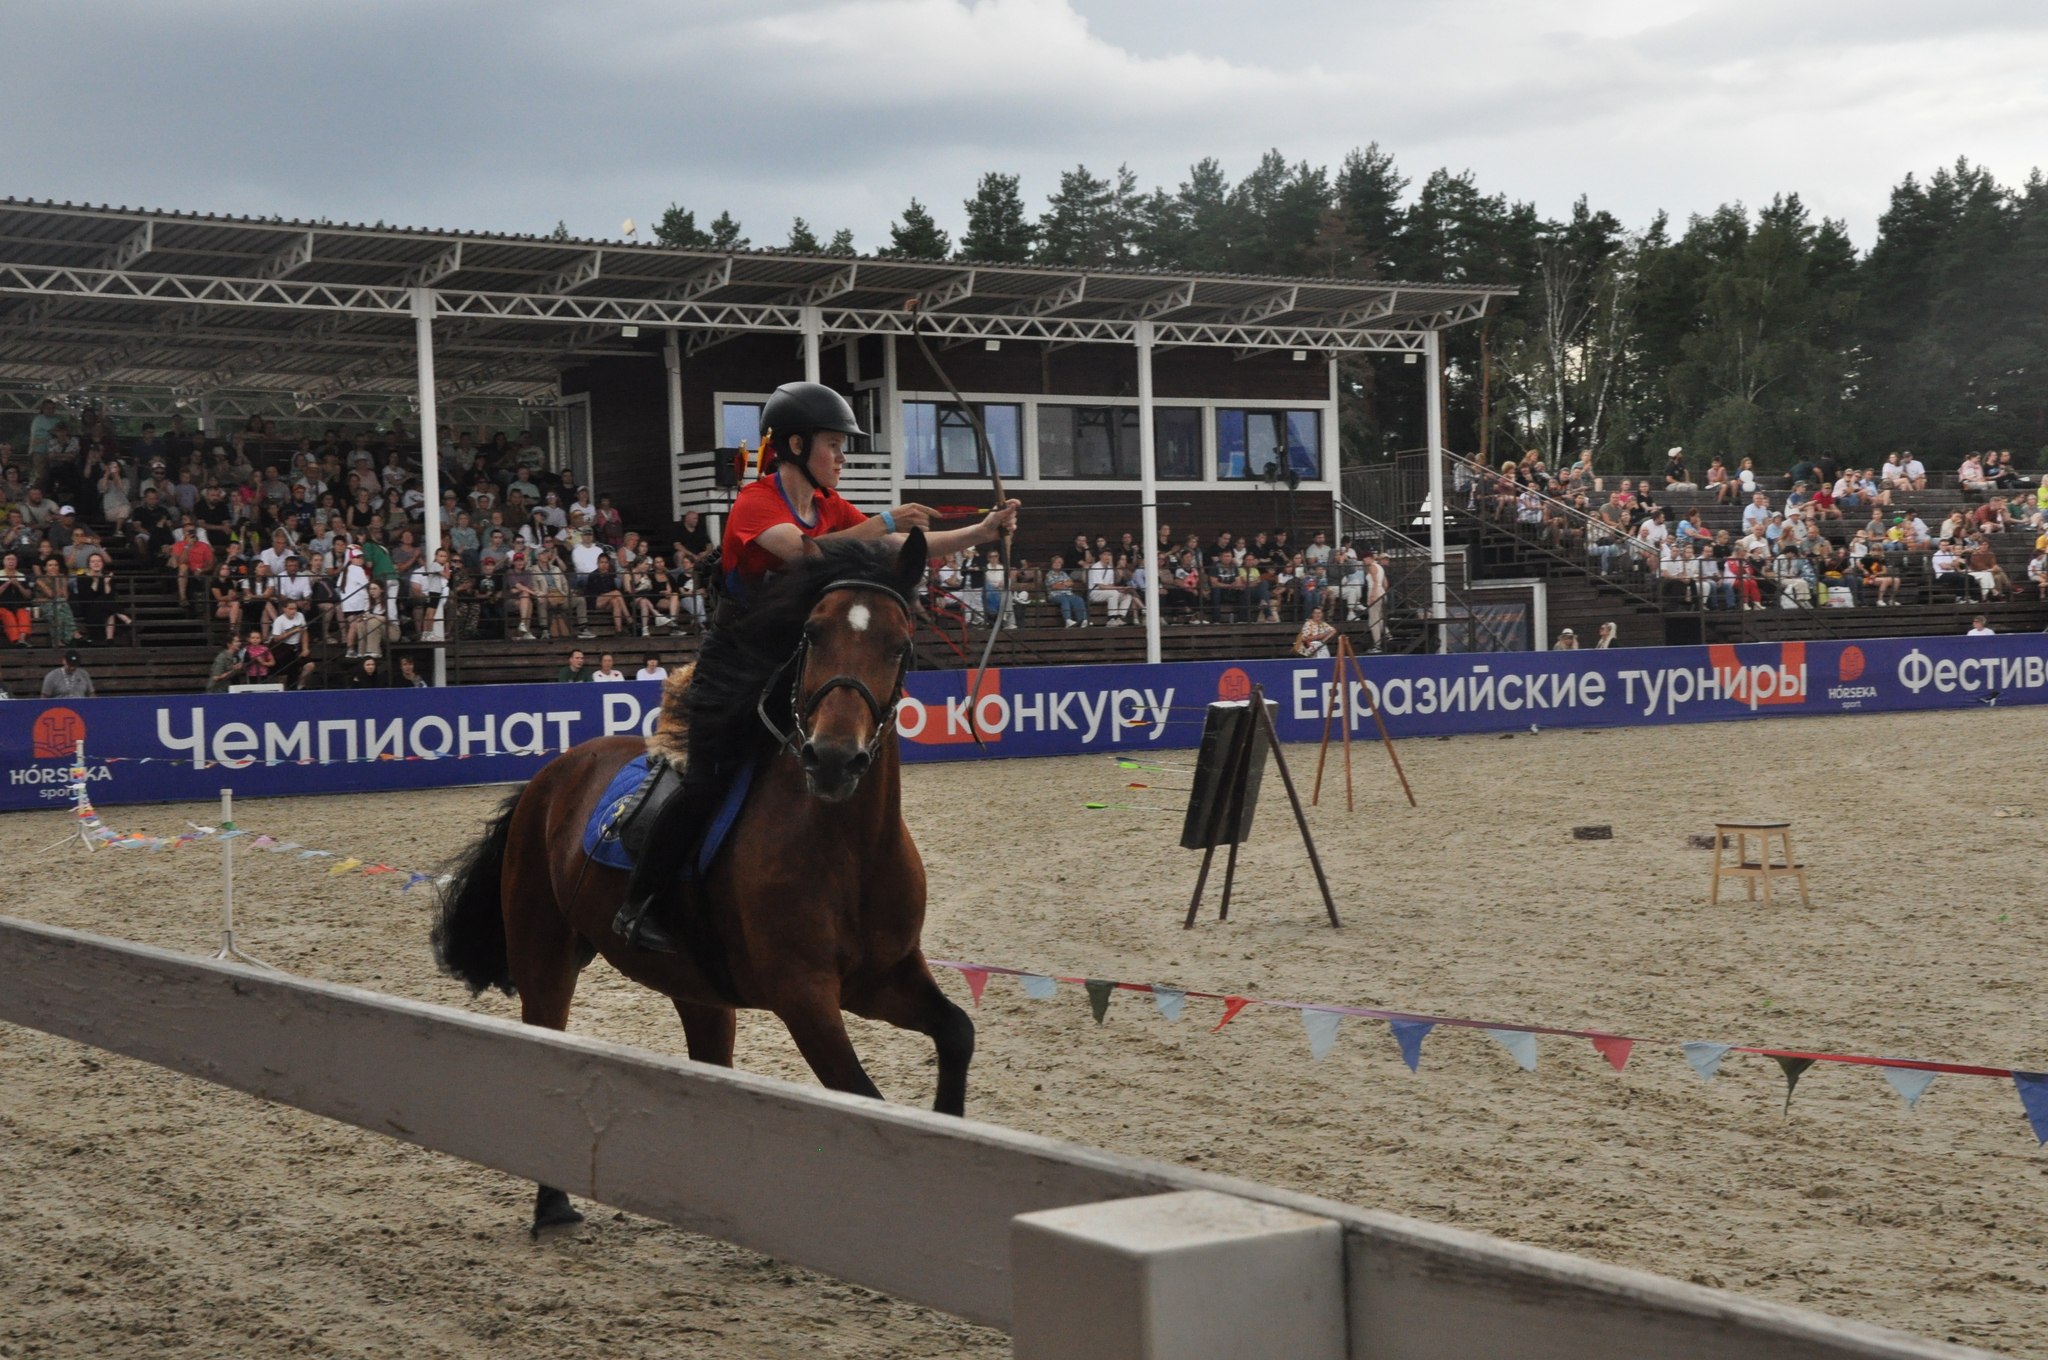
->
3, 634, 2043, 810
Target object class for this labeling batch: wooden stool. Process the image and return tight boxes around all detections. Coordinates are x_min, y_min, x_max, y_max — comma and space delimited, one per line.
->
1710, 822, 1809, 906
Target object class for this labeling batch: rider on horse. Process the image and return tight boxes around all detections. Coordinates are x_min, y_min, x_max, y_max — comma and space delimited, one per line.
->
612, 380, 1019, 953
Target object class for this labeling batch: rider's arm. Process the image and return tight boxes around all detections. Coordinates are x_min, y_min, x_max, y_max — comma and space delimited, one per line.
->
755, 500, 1019, 563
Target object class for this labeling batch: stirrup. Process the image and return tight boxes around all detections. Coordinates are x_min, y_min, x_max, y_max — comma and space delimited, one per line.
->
612, 898, 679, 953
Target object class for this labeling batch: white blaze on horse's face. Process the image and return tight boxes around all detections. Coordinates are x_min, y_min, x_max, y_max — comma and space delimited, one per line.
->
846, 603, 871, 633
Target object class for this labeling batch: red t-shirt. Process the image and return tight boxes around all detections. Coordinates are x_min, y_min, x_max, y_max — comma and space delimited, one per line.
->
720, 472, 866, 596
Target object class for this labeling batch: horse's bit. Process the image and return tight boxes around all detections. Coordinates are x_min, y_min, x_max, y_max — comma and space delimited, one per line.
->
757, 580, 914, 764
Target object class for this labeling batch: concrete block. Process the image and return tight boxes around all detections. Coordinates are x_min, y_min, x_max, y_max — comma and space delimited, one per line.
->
1011, 1189, 1345, 1360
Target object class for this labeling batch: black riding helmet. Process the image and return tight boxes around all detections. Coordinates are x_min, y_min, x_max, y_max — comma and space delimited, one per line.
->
761, 382, 866, 488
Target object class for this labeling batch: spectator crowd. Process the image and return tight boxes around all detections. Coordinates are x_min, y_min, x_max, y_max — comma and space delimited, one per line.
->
1469, 444, 2048, 611
0, 398, 726, 691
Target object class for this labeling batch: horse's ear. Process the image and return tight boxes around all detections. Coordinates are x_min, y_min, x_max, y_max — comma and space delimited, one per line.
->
894, 527, 928, 596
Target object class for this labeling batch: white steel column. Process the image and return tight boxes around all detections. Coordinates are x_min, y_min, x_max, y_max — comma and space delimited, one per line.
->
883, 335, 903, 505
1136, 319, 1161, 666
1328, 356, 1344, 548
801, 306, 823, 384
412, 287, 446, 684
1423, 329, 1448, 653
664, 328, 685, 522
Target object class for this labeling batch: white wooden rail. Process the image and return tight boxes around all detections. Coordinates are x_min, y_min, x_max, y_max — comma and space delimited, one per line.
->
0, 917, 1984, 1359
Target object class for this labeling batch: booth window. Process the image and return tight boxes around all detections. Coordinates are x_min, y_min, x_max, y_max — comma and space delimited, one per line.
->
1039, 404, 1140, 478
903, 402, 1022, 478
720, 403, 763, 450
1216, 408, 1321, 480
1155, 406, 1203, 480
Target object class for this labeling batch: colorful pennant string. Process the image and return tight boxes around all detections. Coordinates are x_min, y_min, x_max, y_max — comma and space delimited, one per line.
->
926, 959, 2048, 1142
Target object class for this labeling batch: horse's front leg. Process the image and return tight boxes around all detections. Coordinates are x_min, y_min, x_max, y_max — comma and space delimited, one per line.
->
772, 981, 886, 1101
844, 955, 975, 1116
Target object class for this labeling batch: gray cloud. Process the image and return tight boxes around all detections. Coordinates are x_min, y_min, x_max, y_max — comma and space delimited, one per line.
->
1, 0, 2043, 254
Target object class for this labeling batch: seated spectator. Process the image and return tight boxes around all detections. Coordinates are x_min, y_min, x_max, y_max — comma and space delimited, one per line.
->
1810, 481, 1840, 520
1044, 555, 1088, 627
2029, 548, 2048, 599
635, 654, 667, 683
590, 652, 625, 682
267, 599, 313, 687
1967, 615, 1996, 637
1899, 452, 1928, 490
41, 649, 94, 698
1931, 541, 1973, 600
1861, 552, 1900, 606
1292, 606, 1336, 658
1966, 537, 2012, 599
556, 647, 592, 682
1206, 548, 1246, 624
1959, 454, 1993, 492
395, 655, 429, 688
35, 558, 76, 646
1662, 448, 1697, 491
0, 551, 30, 647
573, 552, 627, 638
1970, 498, 2010, 534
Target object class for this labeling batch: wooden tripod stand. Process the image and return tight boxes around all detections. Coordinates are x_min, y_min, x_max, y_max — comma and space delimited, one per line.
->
1183, 683, 1341, 929
1312, 633, 1415, 810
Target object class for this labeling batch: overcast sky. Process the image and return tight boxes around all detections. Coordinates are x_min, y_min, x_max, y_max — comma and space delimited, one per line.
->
6, 0, 2044, 256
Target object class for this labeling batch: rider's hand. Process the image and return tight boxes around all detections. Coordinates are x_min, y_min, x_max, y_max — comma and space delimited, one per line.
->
887, 503, 936, 531
981, 499, 1020, 540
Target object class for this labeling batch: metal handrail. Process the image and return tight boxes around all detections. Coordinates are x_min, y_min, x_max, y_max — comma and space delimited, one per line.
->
1336, 498, 1529, 652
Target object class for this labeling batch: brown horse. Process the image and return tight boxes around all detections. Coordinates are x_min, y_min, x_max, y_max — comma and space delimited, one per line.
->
432, 532, 973, 1233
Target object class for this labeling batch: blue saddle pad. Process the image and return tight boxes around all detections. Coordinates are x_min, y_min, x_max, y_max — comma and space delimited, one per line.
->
581, 754, 758, 876
583, 755, 650, 870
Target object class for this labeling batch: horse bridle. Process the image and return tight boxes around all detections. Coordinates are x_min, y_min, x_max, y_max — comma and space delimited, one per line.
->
757, 579, 914, 765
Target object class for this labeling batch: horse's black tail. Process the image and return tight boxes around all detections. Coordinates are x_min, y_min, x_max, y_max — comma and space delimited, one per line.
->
431, 788, 523, 997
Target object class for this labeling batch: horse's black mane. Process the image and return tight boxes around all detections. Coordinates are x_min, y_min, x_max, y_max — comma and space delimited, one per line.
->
682, 536, 913, 773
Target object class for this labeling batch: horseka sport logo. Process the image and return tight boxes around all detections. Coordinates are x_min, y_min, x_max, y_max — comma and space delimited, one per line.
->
32, 707, 87, 759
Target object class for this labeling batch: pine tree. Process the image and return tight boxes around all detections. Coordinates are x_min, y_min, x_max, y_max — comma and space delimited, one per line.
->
708, 212, 749, 251
880, 199, 951, 260
1035, 164, 1140, 267
1334, 145, 1408, 275
958, 173, 1035, 262
654, 204, 712, 249
786, 218, 822, 253
550, 220, 571, 242
825, 228, 857, 256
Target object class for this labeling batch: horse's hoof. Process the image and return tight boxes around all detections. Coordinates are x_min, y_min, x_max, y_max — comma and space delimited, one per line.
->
531, 1185, 584, 1237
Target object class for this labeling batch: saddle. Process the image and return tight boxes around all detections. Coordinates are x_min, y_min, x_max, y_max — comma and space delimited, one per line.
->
613, 752, 683, 864
584, 749, 757, 879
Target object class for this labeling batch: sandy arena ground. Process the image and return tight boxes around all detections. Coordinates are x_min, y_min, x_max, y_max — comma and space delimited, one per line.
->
3, 706, 2047, 1358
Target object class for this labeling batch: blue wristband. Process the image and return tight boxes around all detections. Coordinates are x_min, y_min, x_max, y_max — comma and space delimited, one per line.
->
879, 510, 896, 533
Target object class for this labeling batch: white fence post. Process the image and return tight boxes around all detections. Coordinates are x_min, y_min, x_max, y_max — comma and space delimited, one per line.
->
1012, 1191, 1345, 1360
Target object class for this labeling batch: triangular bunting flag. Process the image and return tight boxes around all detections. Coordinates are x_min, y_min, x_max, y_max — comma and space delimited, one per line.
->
1882, 1066, 1937, 1110
1150, 986, 1187, 1022
1019, 974, 1058, 1001
1590, 1036, 1633, 1071
328, 858, 364, 875
1487, 1028, 1538, 1072
1085, 980, 1115, 1024
251, 835, 277, 848
1210, 996, 1252, 1033
2014, 1071, 2048, 1144
1390, 1020, 1433, 1072
298, 850, 333, 860
1774, 1055, 1816, 1113
403, 873, 431, 892
1681, 1041, 1732, 1081
1301, 1008, 1343, 1062
960, 968, 989, 1007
